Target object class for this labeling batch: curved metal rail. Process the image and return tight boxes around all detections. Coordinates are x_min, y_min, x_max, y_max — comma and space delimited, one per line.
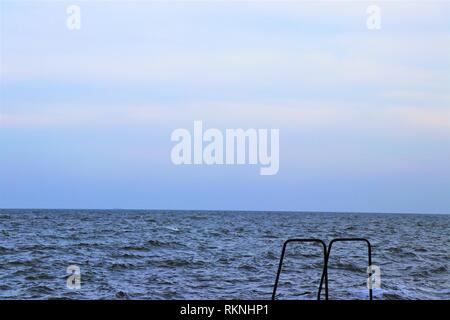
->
272, 238, 328, 300
273, 238, 373, 300
318, 238, 372, 300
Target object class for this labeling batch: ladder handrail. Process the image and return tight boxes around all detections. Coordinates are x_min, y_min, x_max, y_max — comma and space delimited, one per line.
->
272, 238, 328, 300
317, 238, 373, 300
273, 237, 373, 300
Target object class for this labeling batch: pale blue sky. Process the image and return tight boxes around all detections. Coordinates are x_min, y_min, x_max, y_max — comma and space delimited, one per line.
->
0, 1, 449, 213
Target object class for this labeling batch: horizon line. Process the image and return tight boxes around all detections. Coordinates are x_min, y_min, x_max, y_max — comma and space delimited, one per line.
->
0, 207, 448, 215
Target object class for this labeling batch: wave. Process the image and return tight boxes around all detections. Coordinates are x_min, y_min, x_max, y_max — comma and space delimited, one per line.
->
238, 263, 258, 271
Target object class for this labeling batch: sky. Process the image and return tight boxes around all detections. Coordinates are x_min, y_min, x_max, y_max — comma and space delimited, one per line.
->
0, 0, 449, 213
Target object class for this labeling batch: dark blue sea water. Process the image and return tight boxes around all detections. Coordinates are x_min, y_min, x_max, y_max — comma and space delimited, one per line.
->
0, 210, 448, 300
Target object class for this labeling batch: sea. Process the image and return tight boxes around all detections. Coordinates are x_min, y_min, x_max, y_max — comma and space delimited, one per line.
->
0, 210, 448, 300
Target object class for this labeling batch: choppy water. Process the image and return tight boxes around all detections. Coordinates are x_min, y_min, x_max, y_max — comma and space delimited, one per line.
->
0, 210, 448, 300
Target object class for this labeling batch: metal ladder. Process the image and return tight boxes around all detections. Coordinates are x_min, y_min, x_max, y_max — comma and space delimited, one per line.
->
272, 238, 372, 300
